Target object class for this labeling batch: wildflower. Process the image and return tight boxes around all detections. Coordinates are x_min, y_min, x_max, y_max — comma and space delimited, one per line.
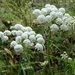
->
15, 36, 22, 44
36, 34, 43, 39
35, 43, 43, 51
10, 41, 17, 47
59, 8, 65, 14
56, 11, 63, 18
37, 37, 45, 45
41, 8, 47, 15
29, 35, 36, 42
21, 27, 26, 32
55, 18, 63, 25
16, 30, 23, 36
1, 36, 8, 42
45, 4, 51, 8
50, 5, 56, 8
64, 13, 70, 18
4, 30, 11, 36
11, 30, 17, 36
25, 27, 32, 32
50, 24, 59, 32
37, 15, 46, 23
60, 24, 69, 31
21, 33, 28, 39
68, 57, 72, 61
61, 51, 68, 59
29, 31, 36, 35
23, 39, 33, 47
51, 7, 58, 12
33, 9, 41, 17
14, 24, 23, 30
46, 15, 52, 22
50, 11, 57, 19
24, 31, 30, 34
14, 44, 23, 54
45, 7, 51, 13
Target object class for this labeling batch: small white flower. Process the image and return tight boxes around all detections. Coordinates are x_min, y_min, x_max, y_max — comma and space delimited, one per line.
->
33, 9, 41, 17
35, 43, 43, 51
25, 27, 32, 32
45, 4, 51, 8
23, 39, 33, 47
51, 7, 58, 12
1, 36, 8, 42
21, 33, 28, 39
29, 35, 36, 42
60, 24, 69, 31
59, 8, 65, 14
23, 31, 30, 36
68, 57, 72, 61
62, 17, 67, 21
10, 41, 17, 47
37, 15, 46, 23
56, 11, 63, 18
14, 24, 23, 30
36, 34, 43, 39
50, 11, 57, 19
0, 31, 4, 38
4, 30, 11, 36
37, 37, 45, 45
50, 24, 59, 32
41, 8, 47, 15
50, 5, 56, 8
61, 51, 68, 59
46, 15, 52, 22
45, 7, 51, 13
11, 30, 17, 36
16, 30, 23, 36
29, 31, 36, 36
64, 13, 70, 18
15, 36, 22, 43
55, 18, 63, 25
14, 44, 23, 54
21, 27, 26, 32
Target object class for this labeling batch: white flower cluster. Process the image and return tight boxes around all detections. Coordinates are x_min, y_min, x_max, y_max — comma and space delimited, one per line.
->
33, 4, 73, 32
61, 51, 72, 61
10, 24, 45, 54
0, 31, 9, 42
63, 17, 75, 30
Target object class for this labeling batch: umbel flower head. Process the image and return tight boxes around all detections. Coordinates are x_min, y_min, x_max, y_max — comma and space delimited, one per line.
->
37, 15, 46, 23
2, 36, 9, 42
15, 36, 22, 44
60, 24, 69, 31
55, 18, 63, 25
50, 24, 59, 32
4, 30, 11, 36
14, 44, 23, 54
10, 41, 17, 48
23, 39, 33, 47
41, 8, 47, 15
35, 43, 43, 51
45, 4, 51, 8
59, 8, 65, 14
33, 9, 41, 17
29, 35, 36, 43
